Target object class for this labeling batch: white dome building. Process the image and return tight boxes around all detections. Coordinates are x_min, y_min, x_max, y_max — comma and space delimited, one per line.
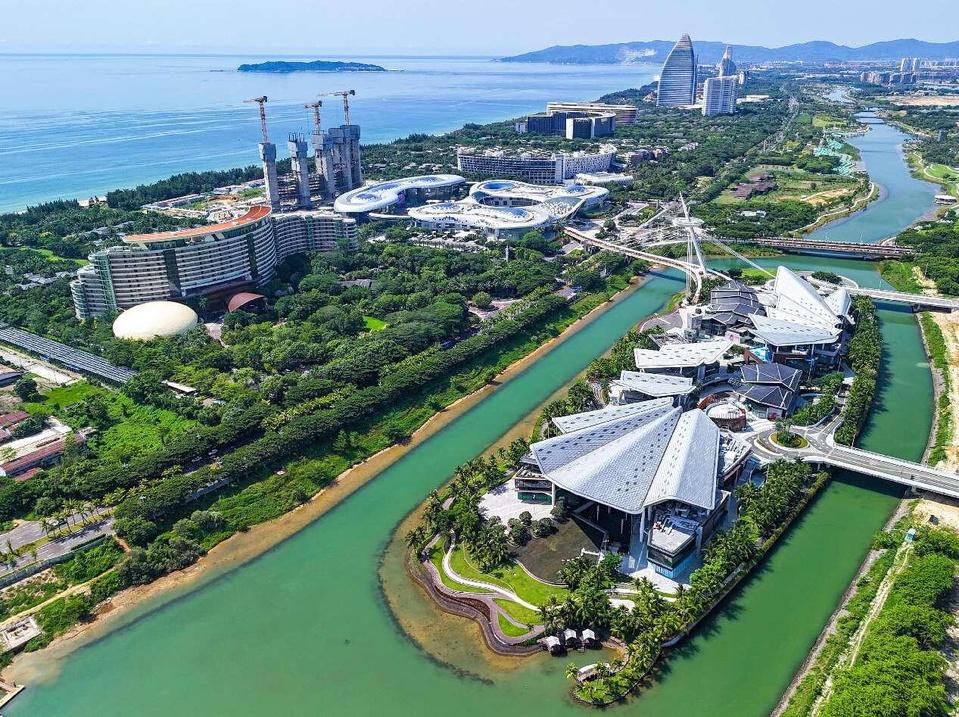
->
112, 301, 199, 341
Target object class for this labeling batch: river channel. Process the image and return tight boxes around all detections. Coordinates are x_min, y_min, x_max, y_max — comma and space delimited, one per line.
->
7, 119, 938, 716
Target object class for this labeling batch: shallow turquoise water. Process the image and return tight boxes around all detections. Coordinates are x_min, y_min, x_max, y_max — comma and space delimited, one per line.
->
0, 55, 655, 211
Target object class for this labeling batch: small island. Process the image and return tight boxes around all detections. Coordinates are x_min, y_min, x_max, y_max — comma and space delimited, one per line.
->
237, 60, 388, 73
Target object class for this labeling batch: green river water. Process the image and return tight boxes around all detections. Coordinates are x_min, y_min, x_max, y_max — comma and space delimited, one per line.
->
9, 126, 938, 716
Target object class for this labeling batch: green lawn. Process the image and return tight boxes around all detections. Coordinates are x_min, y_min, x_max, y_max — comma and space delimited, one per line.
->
0, 246, 87, 267
927, 163, 959, 182
429, 544, 491, 594
879, 261, 924, 293
448, 545, 568, 606
493, 598, 542, 625
497, 611, 533, 637
362, 316, 387, 331
26, 381, 199, 463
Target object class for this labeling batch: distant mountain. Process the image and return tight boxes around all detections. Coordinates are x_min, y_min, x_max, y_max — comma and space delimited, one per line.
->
237, 60, 388, 73
498, 39, 959, 66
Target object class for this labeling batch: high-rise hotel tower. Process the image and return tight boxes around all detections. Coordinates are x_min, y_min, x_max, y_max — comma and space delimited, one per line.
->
657, 34, 698, 108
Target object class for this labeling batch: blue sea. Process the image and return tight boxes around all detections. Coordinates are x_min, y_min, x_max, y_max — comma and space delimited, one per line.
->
0, 54, 656, 212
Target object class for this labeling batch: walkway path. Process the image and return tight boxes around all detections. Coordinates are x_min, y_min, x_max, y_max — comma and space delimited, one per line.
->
416, 537, 546, 649
440, 543, 540, 612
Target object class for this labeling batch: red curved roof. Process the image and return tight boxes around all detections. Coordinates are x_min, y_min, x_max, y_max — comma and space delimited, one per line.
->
123, 206, 272, 244
227, 292, 266, 313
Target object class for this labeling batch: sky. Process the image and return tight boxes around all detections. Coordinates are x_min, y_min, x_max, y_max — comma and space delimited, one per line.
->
1, 0, 957, 56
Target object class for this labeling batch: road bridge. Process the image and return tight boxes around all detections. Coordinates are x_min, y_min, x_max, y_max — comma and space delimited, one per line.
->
847, 287, 959, 311
747, 419, 959, 500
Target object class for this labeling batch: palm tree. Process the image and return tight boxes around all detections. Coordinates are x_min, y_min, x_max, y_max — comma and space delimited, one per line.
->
565, 662, 579, 681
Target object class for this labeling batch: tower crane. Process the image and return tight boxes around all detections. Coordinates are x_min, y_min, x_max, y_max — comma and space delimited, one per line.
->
244, 96, 270, 143
319, 89, 356, 125
304, 100, 323, 133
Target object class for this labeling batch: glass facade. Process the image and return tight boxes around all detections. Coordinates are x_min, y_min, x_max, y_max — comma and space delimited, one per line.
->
657, 34, 698, 108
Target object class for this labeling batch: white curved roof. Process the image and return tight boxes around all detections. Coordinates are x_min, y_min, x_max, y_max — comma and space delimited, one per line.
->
113, 301, 199, 341
407, 200, 555, 231
470, 180, 608, 206
612, 371, 696, 398
551, 398, 673, 434
529, 400, 720, 515
634, 339, 732, 370
333, 174, 465, 214
771, 266, 842, 330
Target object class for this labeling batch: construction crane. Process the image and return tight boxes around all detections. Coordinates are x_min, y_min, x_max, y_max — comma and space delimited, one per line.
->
319, 89, 356, 125
304, 100, 323, 133
244, 96, 270, 143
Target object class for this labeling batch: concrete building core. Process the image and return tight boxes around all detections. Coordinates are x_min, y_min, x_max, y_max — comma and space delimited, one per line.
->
259, 142, 280, 211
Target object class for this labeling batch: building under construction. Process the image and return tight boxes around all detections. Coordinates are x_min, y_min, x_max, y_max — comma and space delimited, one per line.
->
247, 91, 363, 212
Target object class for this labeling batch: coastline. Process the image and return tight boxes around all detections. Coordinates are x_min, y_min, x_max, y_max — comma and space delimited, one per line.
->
4, 272, 655, 685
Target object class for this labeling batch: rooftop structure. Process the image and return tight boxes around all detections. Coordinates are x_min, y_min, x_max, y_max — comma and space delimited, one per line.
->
748, 316, 841, 347
528, 399, 720, 515
0, 433, 86, 478
633, 339, 732, 372
609, 371, 695, 406
407, 200, 571, 239
657, 34, 698, 108
737, 362, 803, 417
702, 280, 766, 333
0, 324, 137, 384
744, 267, 852, 372
112, 301, 199, 341
550, 400, 662, 434
120, 206, 272, 245
0, 411, 30, 430
469, 180, 608, 209
546, 102, 639, 126
333, 175, 466, 217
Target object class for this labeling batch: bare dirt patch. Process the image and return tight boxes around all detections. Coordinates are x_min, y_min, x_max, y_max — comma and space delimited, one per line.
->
894, 95, 959, 107
913, 494, 959, 532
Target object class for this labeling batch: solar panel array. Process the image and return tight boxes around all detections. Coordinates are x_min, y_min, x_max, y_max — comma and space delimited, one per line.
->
0, 325, 138, 384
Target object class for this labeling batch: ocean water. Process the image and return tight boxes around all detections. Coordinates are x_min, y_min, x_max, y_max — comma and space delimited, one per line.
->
0, 54, 655, 212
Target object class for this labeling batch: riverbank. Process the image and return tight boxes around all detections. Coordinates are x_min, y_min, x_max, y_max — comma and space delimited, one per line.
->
771, 496, 912, 716
3, 272, 657, 685
795, 180, 879, 236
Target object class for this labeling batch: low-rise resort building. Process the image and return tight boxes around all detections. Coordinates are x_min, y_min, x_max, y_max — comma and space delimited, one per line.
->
489, 267, 856, 585
469, 180, 608, 210
407, 201, 566, 239
456, 145, 617, 184
332, 174, 466, 220
520, 398, 749, 580
408, 180, 606, 239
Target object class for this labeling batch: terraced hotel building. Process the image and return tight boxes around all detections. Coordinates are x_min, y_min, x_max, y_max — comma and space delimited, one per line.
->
71, 208, 357, 319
